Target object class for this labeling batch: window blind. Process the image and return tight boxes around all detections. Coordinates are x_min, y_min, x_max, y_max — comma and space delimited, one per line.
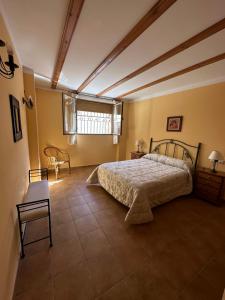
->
77, 99, 113, 114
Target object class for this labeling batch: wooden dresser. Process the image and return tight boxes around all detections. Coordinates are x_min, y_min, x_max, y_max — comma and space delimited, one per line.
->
195, 167, 225, 205
131, 151, 146, 159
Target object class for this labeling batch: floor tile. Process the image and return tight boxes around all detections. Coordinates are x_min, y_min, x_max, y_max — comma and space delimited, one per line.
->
50, 238, 84, 276
80, 229, 111, 259
95, 279, 135, 300
52, 208, 73, 227
150, 237, 206, 290
87, 251, 125, 296
68, 195, 87, 207
112, 245, 151, 276
14, 280, 54, 300
52, 221, 78, 245
74, 214, 99, 236
53, 260, 95, 300
179, 273, 222, 300
14, 251, 52, 295
70, 204, 92, 219
123, 264, 178, 300
200, 254, 225, 293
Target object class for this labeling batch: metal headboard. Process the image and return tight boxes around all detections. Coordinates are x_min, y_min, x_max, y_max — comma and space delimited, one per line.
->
149, 138, 201, 169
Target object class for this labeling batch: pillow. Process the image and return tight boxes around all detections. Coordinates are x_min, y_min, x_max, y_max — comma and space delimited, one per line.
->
143, 153, 192, 173
142, 153, 161, 162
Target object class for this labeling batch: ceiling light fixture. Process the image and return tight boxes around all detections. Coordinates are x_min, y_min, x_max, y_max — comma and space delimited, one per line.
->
0, 39, 19, 79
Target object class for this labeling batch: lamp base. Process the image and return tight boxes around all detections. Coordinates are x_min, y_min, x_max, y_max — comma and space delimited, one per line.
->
211, 160, 218, 173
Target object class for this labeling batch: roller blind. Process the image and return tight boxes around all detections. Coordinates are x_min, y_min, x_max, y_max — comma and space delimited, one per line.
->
77, 99, 113, 114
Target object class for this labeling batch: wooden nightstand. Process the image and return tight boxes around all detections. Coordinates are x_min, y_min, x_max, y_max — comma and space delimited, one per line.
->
195, 167, 225, 205
131, 151, 146, 159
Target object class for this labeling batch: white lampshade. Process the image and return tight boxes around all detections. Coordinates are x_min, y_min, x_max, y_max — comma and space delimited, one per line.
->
135, 139, 144, 146
208, 150, 222, 161
135, 139, 140, 146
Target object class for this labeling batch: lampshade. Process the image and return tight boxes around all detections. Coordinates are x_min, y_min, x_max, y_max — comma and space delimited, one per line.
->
208, 150, 222, 161
135, 139, 144, 146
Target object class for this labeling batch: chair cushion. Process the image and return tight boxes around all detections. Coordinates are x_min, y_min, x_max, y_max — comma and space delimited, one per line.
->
25, 180, 49, 202
20, 180, 50, 222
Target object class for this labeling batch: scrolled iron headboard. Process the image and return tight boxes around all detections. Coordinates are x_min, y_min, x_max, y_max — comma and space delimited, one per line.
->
149, 138, 201, 169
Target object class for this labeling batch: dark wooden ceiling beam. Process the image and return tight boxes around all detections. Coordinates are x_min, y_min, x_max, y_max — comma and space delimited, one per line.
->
77, 0, 177, 92
118, 52, 225, 98
52, 0, 85, 88
98, 18, 225, 96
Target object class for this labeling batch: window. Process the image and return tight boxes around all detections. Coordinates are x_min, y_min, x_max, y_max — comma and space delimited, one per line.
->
77, 111, 112, 134
62, 94, 123, 137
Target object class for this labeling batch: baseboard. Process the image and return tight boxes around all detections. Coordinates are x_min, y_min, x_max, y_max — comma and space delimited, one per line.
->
9, 239, 21, 300
47, 164, 99, 173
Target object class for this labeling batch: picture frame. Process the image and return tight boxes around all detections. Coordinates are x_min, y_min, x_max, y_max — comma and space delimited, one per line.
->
167, 116, 183, 132
9, 94, 23, 142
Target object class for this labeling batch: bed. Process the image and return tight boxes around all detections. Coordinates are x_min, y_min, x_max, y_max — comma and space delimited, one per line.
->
87, 138, 201, 224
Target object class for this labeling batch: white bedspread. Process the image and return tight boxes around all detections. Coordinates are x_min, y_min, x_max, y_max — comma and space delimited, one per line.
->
87, 154, 192, 224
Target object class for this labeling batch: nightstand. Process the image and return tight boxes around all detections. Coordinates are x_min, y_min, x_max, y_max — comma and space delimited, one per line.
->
195, 167, 225, 205
131, 151, 146, 159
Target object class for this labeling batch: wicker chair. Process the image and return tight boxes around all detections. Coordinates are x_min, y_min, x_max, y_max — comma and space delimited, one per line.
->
43, 146, 71, 179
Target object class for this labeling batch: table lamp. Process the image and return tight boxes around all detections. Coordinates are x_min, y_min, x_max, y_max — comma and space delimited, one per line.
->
208, 150, 222, 173
135, 139, 144, 152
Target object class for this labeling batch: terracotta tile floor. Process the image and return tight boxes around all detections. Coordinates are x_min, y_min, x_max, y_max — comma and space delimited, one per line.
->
13, 166, 225, 300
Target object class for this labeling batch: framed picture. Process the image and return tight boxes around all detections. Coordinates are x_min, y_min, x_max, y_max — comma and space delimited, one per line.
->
167, 116, 183, 132
9, 95, 23, 142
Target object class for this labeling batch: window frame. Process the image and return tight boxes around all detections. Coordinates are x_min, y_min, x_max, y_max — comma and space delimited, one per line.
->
62, 93, 123, 136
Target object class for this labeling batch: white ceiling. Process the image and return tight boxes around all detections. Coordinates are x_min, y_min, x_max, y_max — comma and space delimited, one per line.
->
1, 0, 225, 101
60, 0, 155, 89
0, 0, 69, 78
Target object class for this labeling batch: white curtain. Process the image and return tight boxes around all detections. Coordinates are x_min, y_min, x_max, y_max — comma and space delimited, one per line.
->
63, 93, 77, 145
112, 102, 123, 144
67, 134, 77, 145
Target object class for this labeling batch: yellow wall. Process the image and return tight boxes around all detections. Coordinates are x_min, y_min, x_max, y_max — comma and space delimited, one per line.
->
0, 14, 30, 300
36, 88, 119, 168
125, 82, 225, 171
125, 99, 152, 158
23, 71, 40, 169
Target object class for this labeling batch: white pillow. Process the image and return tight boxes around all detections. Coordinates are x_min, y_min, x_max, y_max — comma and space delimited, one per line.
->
143, 153, 192, 173
142, 153, 161, 162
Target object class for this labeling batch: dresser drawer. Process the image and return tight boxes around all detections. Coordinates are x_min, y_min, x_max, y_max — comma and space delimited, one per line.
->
195, 183, 220, 199
197, 171, 222, 184
196, 176, 221, 189
195, 184, 222, 205
195, 168, 225, 206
